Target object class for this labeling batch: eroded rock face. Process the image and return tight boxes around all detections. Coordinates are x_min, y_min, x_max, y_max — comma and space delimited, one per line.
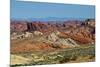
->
11, 21, 28, 33
10, 20, 82, 33
11, 19, 95, 44
11, 19, 95, 54
11, 41, 55, 54
47, 33, 59, 42
33, 31, 43, 36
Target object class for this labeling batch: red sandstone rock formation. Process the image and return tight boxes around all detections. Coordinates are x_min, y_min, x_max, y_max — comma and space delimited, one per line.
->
11, 19, 95, 44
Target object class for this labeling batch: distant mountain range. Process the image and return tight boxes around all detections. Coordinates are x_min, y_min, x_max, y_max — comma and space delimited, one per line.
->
11, 17, 94, 22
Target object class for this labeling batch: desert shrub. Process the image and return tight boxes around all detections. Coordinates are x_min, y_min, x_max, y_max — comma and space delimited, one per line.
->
59, 56, 70, 63
89, 55, 95, 59
70, 55, 77, 61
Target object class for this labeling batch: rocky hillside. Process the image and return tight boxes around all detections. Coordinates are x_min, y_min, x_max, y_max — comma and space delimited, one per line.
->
11, 20, 82, 33
11, 19, 95, 44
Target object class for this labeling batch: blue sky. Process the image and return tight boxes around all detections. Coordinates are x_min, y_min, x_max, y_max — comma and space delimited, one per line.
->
11, 0, 95, 20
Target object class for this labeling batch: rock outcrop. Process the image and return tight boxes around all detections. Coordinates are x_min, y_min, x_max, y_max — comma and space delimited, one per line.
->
11, 19, 95, 44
